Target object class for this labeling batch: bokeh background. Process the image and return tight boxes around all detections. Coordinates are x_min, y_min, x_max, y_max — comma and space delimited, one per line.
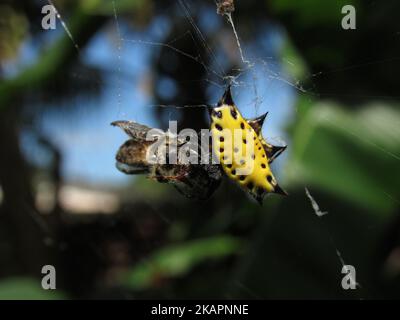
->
0, 0, 399, 299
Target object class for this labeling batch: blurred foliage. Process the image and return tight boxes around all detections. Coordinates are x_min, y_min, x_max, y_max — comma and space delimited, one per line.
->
121, 235, 243, 291
0, 278, 65, 300
0, 5, 28, 62
0, 0, 399, 300
287, 101, 400, 213
270, 0, 358, 26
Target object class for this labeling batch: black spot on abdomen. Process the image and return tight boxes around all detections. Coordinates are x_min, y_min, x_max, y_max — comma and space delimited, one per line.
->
213, 110, 222, 118
231, 109, 237, 119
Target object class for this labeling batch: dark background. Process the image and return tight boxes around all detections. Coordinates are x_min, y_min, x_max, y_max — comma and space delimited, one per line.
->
0, 0, 399, 299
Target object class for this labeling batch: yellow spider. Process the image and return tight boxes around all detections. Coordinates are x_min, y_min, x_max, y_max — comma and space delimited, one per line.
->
209, 85, 287, 204
113, 86, 287, 204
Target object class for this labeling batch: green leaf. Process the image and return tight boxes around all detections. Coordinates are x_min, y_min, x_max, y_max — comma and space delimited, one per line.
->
286, 102, 400, 214
121, 236, 243, 290
0, 278, 66, 300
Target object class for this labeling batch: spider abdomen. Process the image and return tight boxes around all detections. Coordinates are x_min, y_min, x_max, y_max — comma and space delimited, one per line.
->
210, 86, 287, 204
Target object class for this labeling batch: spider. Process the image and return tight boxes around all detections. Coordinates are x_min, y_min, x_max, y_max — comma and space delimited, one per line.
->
209, 85, 287, 204
112, 86, 287, 203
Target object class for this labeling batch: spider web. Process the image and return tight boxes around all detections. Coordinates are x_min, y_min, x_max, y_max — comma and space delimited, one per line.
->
109, 0, 361, 297
44, 0, 400, 298
113, 0, 307, 115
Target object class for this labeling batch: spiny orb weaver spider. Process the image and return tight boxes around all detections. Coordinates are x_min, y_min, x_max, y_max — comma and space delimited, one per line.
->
112, 86, 287, 204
